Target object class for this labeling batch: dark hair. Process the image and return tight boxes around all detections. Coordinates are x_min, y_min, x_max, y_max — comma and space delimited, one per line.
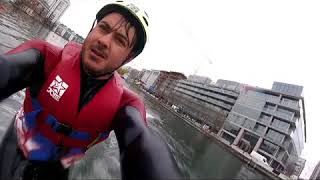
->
96, 5, 146, 58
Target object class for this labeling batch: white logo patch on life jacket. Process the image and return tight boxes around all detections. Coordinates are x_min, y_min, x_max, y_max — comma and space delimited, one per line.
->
47, 75, 69, 101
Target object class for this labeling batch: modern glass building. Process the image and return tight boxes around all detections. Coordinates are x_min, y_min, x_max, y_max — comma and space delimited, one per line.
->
310, 161, 320, 180
167, 79, 239, 133
218, 82, 306, 175
46, 0, 70, 24
155, 72, 187, 100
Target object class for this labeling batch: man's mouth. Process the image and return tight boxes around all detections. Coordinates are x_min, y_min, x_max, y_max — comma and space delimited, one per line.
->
90, 47, 106, 59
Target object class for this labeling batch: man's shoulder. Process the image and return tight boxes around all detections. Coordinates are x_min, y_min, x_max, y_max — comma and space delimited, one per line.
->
63, 41, 82, 52
113, 73, 142, 104
7, 39, 62, 56
122, 87, 144, 105
121, 87, 146, 121
60, 41, 83, 60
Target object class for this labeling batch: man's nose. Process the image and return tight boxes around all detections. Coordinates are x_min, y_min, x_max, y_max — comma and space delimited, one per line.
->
97, 33, 113, 48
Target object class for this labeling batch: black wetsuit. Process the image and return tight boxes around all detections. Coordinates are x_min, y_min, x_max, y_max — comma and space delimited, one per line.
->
0, 48, 181, 180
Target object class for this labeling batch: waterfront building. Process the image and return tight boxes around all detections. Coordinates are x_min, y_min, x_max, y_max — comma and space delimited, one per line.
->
46, 0, 69, 24
126, 68, 140, 83
155, 71, 187, 100
218, 82, 306, 175
11, 0, 69, 25
310, 161, 320, 180
188, 74, 212, 84
47, 22, 84, 47
167, 79, 240, 133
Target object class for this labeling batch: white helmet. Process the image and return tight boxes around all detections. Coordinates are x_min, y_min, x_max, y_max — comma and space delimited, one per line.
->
96, 0, 149, 57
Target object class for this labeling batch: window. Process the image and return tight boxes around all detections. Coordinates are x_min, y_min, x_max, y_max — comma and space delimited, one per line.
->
56, 26, 63, 35
260, 140, 279, 156
281, 97, 298, 108
258, 113, 271, 125
251, 91, 265, 98
63, 32, 71, 40
49, 13, 56, 20
221, 132, 235, 145
264, 103, 276, 112
281, 154, 289, 164
253, 124, 266, 135
276, 107, 294, 120
286, 141, 294, 155
265, 93, 279, 103
266, 129, 285, 144
233, 115, 245, 126
276, 149, 285, 160
224, 121, 241, 136
233, 104, 261, 120
242, 131, 259, 151
243, 119, 256, 130
271, 118, 290, 133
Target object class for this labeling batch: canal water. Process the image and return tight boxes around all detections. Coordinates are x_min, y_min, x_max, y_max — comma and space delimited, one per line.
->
0, 2, 268, 179
0, 2, 50, 54
135, 88, 268, 179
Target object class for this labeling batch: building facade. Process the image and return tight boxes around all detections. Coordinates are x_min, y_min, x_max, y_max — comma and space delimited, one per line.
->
136, 69, 146, 81
310, 161, 320, 180
167, 79, 239, 133
154, 71, 186, 99
137, 70, 181, 93
46, 0, 69, 24
140, 70, 160, 91
53, 23, 84, 42
218, 82, 306, 175
188, 74, 212, 84
126, 68, 140, 83
215, 79, 247, 92
46, 23, 84, 47
149, 71, 169, 93
12, 0, 70, 25
290, 157, 306, 178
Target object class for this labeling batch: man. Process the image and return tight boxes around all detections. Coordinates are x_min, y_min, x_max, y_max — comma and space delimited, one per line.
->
0, 1, 180, 179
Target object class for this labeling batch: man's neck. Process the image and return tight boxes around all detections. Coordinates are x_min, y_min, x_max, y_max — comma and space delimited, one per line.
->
81, 62, 114, 80
94, 73, 113, 80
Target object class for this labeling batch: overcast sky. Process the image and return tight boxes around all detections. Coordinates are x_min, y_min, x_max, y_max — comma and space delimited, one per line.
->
61, 0, 320, 178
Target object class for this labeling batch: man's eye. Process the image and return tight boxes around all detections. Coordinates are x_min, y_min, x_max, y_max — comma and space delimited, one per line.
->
99, 24, 110, 32
116, 37, 126, 47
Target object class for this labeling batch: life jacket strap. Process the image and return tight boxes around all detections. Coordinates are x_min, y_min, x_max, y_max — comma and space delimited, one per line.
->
45, 115, 91, 141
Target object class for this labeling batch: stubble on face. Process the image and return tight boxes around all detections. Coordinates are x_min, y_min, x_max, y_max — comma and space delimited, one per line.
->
81, 13, 136, 79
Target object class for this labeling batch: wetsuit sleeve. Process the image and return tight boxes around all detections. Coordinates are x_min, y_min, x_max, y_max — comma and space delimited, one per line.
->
112, 101, 181, 180
0, 48, 43, 101
0, 40, 61, 101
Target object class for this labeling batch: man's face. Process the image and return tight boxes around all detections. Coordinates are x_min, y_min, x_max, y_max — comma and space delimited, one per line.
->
82, 12, 136, 77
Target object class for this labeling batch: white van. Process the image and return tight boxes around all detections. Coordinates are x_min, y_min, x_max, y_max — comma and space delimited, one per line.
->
250, 151, 269, 166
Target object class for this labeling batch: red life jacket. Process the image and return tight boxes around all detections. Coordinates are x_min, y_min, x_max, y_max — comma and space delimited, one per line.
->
12, 40, 146, 168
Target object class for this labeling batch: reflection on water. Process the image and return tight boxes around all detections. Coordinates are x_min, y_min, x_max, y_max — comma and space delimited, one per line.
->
0, 3, 50, 53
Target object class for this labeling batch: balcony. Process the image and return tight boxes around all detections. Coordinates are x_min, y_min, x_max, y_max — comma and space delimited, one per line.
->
280, 100, 299, 110
202, 91, 235, 104
269, 125, 290, 136
257, 116, 270, 125
274, 111, 293, 122
266, 96, 280, 104
263, 107, 275, 114
252, 124, 266, 136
